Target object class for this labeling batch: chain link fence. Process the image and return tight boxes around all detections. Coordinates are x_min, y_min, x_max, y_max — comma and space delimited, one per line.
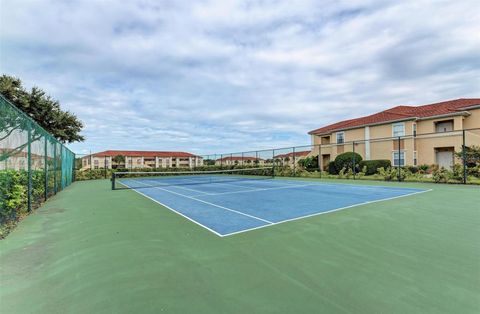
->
200, 128, 480, 184
0, 94, 75, 234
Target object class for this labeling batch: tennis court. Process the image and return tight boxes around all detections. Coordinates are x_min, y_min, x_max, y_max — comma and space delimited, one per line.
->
114, 168, 428, 236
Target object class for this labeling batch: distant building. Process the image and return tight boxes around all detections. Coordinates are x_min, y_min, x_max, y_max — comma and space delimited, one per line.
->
80, 150, 203, 170
215, 156, 265, 166
274, 150, 311, 167
0, 150, 48, 170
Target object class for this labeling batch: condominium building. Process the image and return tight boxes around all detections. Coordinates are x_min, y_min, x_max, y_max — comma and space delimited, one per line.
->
215, 156, 265, 166
81, 150, 203, 170
309, 99, 480, 170
274, 150, 311, 167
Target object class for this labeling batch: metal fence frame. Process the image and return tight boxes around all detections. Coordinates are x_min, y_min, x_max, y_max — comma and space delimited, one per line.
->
0, 94, 76, 213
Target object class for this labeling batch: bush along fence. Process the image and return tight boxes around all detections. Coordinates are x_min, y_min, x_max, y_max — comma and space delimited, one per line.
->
199, 127, 480, 184
0, 94, 75, 238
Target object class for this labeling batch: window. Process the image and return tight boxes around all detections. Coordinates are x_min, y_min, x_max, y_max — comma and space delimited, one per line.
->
435, 120, 453, 133
413, 151, 417, 166
392, 123, 405, 137
137, 158, 142, 164
94, 160, 99, 166
392, 151, 405, 166
336, 132, 345, 144
413, 123, 417, 137
321, 136, 331, 145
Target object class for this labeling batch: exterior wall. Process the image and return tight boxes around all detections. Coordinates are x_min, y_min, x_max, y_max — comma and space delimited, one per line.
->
215, 159, 265, 166
81, 155, 202, 169
0, 156, 45, 170
463, 108, 480, 129
311, 112, 480, 169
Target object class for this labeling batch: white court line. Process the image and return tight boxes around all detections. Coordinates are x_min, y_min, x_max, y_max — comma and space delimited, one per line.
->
119, 181, 223, 237
132, 179, 274, 224
190, 183, 321, 197
178, 177, 268, 191
142, 179, 211, 195
119, 179, 432, 238
220, 189, 433, 237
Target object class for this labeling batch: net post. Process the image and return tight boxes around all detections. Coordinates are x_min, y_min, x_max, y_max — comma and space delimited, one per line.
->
27, 120, 32, 212
462, 129, 467, 184
397, 136, 401, 182
352, 141, 356, 180
111, 172, 115, 190
44, 134, 48, 201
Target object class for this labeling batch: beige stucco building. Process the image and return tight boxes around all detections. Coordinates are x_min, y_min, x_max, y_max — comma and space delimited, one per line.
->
215, 156, 265, 166
309, 99, 480, 170
81, 150, 203, 170
274, 151, 311, 167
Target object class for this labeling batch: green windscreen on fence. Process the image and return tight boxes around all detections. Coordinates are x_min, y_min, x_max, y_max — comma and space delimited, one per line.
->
0, 93, 75, 229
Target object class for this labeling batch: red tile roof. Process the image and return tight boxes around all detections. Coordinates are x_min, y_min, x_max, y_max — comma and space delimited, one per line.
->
309, 98, 480, 135
86, 150, 199, 158
274, 150, 311, 158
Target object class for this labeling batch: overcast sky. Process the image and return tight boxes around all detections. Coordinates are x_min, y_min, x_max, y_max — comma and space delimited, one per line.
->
1, 0, 479, 155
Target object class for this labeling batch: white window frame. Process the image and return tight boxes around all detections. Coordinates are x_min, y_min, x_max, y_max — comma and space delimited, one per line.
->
413, 151, 417, 166
412, 123, 417, 136
392, 151, 405, 166
336, 131, 345, 144
392, 122, 405, 137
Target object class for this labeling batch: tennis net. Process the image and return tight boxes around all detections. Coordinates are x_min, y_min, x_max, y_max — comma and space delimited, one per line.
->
111, 167, 274, 190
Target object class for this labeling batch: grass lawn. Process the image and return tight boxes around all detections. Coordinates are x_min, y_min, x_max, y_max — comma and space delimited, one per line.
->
1, 179, 479, 313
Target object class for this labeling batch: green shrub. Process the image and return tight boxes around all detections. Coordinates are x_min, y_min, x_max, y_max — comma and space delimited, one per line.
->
418, 164, 430, 173
407, 166, 419, 174
334, 152, 362, 174
449, 164, 465, 182
359, 159, 391, 175
298, 155, 319, 171
327, 161, 338, 175
0, 170, 28, 237
377, 167, 409, 181
433, 168, 449, 183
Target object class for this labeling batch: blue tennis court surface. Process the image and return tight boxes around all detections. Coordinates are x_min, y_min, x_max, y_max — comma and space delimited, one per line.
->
119, 177, 427, 237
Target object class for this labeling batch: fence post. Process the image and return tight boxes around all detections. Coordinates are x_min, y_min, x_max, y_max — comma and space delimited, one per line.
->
53, 143, 57, 194
44, 136, 48, 201
272, 149, 276, 177
462, 130, 467, 184
104, 156, 107, 179
352, 141, 356, 180
27, 121, 32, 212
293, 147, 296, 177
318, 144, 322, 178
397, 136, 401, 182
241, 152, 244, 167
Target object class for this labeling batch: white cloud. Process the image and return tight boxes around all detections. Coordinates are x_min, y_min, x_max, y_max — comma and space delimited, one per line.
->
1, 0, 479, 156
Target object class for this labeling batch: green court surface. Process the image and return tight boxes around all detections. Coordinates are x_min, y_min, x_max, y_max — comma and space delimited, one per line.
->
0, 179, 479, 313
